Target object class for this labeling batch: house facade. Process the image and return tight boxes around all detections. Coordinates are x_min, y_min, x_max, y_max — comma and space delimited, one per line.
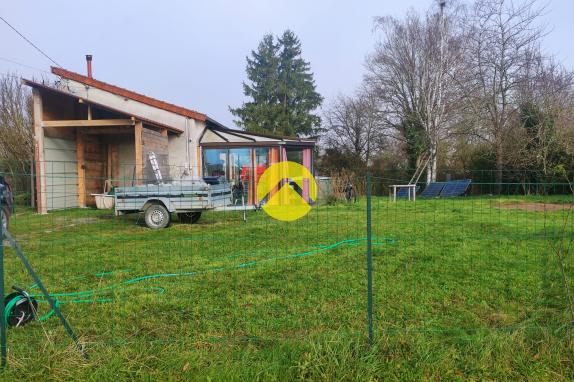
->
24, 59, 315, 213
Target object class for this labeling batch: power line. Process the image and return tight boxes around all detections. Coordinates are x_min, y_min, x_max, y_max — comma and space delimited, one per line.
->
0, 15, 62, 68
0, 56, 52, 75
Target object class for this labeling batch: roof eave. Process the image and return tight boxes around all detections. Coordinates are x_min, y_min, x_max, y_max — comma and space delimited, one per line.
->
22, 78, 184, 134
205, 117, 316, 144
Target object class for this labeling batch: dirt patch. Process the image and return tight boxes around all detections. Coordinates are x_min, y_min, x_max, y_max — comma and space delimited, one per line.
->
497, 202, 573, 212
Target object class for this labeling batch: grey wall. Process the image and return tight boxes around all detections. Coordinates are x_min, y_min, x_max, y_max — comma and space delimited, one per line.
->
43, 136, 79, 210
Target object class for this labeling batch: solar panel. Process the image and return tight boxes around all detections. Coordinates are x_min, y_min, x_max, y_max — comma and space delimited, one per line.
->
396, 186, 420, 198
439, 179, 472, 197
420, 182, 445, 198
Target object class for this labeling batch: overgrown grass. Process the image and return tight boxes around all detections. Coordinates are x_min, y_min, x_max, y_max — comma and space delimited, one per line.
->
1, 194, 573, 381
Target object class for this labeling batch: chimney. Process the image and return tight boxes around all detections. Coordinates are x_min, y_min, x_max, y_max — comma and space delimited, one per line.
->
85, 55, 93, 78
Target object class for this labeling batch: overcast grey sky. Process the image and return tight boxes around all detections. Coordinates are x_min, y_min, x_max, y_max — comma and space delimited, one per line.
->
1, 0, 573, 127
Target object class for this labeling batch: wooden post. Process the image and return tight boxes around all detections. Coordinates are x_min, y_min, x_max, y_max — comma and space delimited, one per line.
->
106, 143, 112, 179
30, 154, 35, 209
110, 144, 119, 182
32, 89, 47, 214
76, 129, 86, 207
134, 121, 143, 184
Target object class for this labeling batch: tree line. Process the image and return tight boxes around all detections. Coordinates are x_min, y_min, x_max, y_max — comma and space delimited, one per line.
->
320, 0, 574, 185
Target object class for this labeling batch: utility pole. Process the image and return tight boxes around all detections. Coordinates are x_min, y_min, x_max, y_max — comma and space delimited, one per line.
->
432, 0, 446, 184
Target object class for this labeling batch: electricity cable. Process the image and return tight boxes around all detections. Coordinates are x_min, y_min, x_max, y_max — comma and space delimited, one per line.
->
0, 16, 62, 68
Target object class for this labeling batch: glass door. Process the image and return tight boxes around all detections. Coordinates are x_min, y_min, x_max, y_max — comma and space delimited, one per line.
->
228, 148, 252, 205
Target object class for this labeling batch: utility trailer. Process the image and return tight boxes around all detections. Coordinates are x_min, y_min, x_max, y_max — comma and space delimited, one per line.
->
114, 176, 233, 229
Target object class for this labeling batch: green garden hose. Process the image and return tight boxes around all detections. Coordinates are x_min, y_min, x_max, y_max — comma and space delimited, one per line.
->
20, 236, 395, 322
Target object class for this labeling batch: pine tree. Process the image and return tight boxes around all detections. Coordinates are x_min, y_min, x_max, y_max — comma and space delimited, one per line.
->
230, 34, 281, 133
230, 31, 323, 137
277, 30, 323, 136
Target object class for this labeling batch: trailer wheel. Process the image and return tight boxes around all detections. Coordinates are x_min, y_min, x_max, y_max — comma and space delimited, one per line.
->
178, 212, 202, 224
1, 205, 10, 231
144, 203, 171, 229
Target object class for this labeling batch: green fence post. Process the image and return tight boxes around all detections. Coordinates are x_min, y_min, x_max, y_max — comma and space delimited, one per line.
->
2, 230, 87, 360
0, 209, 6, 368
366, 173, 373, 345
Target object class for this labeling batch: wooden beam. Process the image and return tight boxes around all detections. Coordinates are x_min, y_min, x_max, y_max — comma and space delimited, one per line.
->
160, 128, 168, 137
22, 79, 184, 134
76, 129, 86, 207
32, 89, 47, 214
42, 119, 135, 128
134, 121, 143, 184
83, 127, 134, 135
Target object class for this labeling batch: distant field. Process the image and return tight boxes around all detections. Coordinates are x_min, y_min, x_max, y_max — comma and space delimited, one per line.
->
1, 195, 573, 381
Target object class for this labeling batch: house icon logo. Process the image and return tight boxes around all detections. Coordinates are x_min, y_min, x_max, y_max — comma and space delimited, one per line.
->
257, 161, 317, 222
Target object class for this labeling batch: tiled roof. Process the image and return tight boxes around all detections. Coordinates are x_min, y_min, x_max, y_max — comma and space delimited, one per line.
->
51, 67, 207, 121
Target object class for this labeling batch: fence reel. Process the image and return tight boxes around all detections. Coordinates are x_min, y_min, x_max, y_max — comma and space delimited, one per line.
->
3, 286, 38, 328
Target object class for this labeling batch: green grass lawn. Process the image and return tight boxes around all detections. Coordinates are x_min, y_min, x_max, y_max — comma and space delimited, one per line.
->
1, 195, 573, 381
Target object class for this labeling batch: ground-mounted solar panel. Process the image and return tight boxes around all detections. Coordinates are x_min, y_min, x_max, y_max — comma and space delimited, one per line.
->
439, 179, 472, 197
396, 186, 420, 198
420, 182, 445, 198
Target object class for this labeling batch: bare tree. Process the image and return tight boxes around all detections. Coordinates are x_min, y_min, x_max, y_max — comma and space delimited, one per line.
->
0, 73, 33, 178
323, 91, 386, 168
460, 0, 545, 187
512, 53, 574, 175
365, 1, 463, 183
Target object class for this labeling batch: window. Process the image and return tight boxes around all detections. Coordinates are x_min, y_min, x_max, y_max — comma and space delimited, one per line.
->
203, 149, 227, 177
255, 148, 269, 182
286, 148, 303, 164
